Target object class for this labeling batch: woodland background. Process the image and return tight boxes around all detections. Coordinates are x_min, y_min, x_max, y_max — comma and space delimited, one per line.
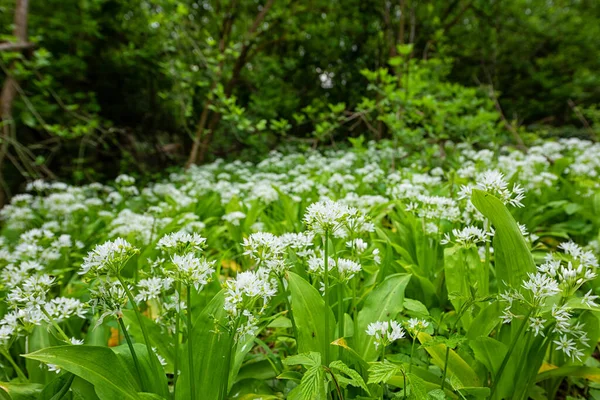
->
0, 0, 599, 205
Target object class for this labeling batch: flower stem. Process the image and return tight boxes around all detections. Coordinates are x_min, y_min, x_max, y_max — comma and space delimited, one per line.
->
117, 275, 160, 376
440, 346, 450, 391
1, 347, 27, 381
173, 282, 181, 396
409, 336, 416, 373
324, 229, 330, 364
41, 308, 71, 343
337, 283, 344, 339
489, 309, 533, 399
187, 284, 196, 400
118, 317, 145, 391
277, 275, 298, 343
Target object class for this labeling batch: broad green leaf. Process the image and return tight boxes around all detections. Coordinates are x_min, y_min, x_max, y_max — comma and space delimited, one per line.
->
330, 338, 370, 377
466, 302, 501, 340
417, 332, 480, 388
70, 377, 99, 400
444, 246, 487, 329
284, 352, 321, 368
288, 272, 336, 362
471, 190, 535, 290
408, 373, 429, 400
38, 373, 75, 400
122, 310, 174, 371
0, 383, 42, 400
329, 360, 369, 394
356, 274, 411, 361
23, 346, 141, 400
299, 365, 325, 400
112, 343, 169, 398
469, 337, 507, 376
536, 365, 600, 383
175, 290, 233, 400
367, 361, 400, 385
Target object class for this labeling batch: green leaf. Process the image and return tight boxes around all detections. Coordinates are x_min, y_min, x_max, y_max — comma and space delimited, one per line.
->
175, 290, 233, 400
367, 361, 400, 385
284, 352, 321, 368
471, 190, 535, 290
469, 337, 507, 376
38, 373, 75, 400
356, 274, 411, 361
288, 272, 336, 361
444, 246, 487, 330
536, 365, 600, 383
23, 346, 141, 400
112, 343, 169, 398
408, 373, 429, 400
122, 310, 174, 371
0, 383, 42, 400
301, 364, 325, 400
417, 332, 480, 388
329, 360, 369, 394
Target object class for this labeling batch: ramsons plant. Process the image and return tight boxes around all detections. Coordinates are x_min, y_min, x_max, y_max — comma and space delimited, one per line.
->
0, 138, 599, 399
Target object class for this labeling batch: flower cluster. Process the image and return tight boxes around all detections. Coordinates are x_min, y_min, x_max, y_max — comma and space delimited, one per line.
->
223, 270, 278, 340
499, 241, 598, 360
366, 320, 405, 349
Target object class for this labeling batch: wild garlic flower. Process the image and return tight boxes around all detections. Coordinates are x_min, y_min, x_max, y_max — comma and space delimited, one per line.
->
459, 170, 526, 207
336, 258, 362, 281
157, 231, 207, 254
279, 232, 315, 258
89, 281, 128, 326
169, 253, 215, 290
307, 255, 361, 282
44, 297, 87, 322
243, 232, 285, 263
222, 211, 246, 226
223, 271, 277, 341
304, 200, 354, 238
441, 225, 492, 247
80, 238, 138, 275
499, 245, 595, 361
346, 238, 368, 253
404, 318, 429, 337
135, 277, 173, 303
366, 320, 405, 349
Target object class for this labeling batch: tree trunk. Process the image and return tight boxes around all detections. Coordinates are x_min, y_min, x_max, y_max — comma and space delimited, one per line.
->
0, 0, 29, 206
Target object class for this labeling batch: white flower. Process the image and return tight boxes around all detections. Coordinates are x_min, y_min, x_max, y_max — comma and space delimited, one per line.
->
346, 238, 368, 253
582, 290, 599, 308
80, 238, 138, 275
243, 232, 284, 262
365, 320, 405, 349
553, 335, 577, 359
135, 277, 173, 303
223, 271, 277, 319
304, 200, 354, 238
222, 211, 246, 226
528, 316, 546, 337
405, 318, 429, 336
336, 258, 361, 281
170, 253, 215, 290
441, 225, 492, 247
157, 231, 206, 253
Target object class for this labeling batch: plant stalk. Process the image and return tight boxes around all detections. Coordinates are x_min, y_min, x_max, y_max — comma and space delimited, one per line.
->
117, 275, 161, 376
187, 284, 196, 400
324, 229, 330, 364
489, 309, 534, 399
118, 317, 145, 391
1, 347, 27, 381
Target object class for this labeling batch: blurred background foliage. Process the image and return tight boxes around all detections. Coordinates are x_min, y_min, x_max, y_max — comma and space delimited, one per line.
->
0, 0, 599, 203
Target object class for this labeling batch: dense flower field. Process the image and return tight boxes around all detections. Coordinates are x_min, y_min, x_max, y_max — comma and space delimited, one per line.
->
1, 139, 600, 399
